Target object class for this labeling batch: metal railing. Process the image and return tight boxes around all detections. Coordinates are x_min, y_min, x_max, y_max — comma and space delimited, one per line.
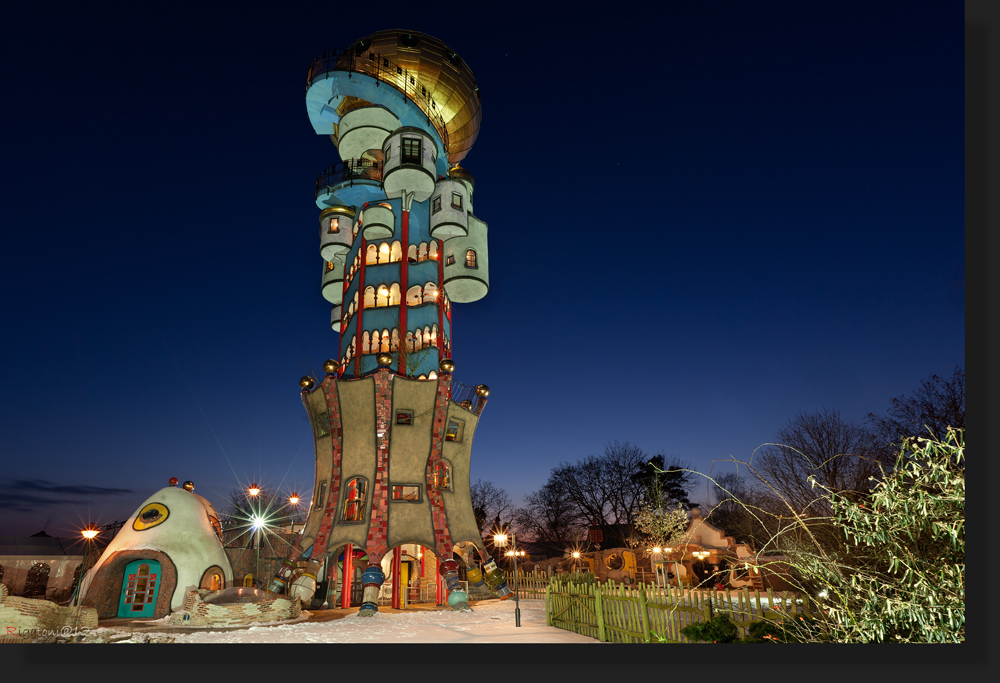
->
315, 158, 384, 198
306, 47, 450, 157
450, 380, 478, 407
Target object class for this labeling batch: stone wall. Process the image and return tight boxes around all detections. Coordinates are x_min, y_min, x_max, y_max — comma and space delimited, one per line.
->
0, 583, 98, 643
169, 588, 301, 628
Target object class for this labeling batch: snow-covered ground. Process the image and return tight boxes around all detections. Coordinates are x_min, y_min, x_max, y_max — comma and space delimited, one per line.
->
122, 599, 598, 644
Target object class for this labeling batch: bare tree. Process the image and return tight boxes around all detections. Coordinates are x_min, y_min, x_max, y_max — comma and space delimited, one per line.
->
469, 479, 514, 536
754, 409, 888, 517
867, 365, 965, 450
513, 481, 582, 546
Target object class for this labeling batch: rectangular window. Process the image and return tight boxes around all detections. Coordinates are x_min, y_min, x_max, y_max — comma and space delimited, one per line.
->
395, 410, 413, 425
328, 219, 340, 234
315, 481, 327, 509
402, 138, 421, 164
445, 418, 464, 442
432, 196, 442, 214
452, 192, 463, 209
343, 478, 367, 522
391, 485, 421, 501
446, 254, 455, 266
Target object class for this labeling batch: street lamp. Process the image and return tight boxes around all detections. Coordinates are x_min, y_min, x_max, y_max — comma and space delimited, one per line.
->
494, 527, 521, 627
73, 524, 100, 607
248, 483, 261, 497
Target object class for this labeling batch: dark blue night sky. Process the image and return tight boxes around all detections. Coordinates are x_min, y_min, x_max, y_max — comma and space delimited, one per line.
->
0, 2, 963, 536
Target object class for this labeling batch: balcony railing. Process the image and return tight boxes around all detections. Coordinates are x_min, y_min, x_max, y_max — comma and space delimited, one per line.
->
315, 158, 384, 198
307, 47, 450, 157
451, 380, 479, 408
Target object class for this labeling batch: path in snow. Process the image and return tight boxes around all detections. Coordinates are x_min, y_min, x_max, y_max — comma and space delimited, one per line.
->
126, 599, 598, 644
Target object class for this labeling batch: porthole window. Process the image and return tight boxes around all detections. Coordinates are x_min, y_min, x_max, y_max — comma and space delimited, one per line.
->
133, 503, 169, 531
400, 33, 420, 48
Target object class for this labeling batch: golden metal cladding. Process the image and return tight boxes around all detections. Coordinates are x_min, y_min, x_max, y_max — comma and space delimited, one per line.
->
299, 375, 316, 390
319, 206, 357, 221
449, 164, 475, 189
349, 30, 482, 164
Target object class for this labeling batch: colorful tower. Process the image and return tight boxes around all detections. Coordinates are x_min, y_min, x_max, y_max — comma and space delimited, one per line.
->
268, 30, 508, 615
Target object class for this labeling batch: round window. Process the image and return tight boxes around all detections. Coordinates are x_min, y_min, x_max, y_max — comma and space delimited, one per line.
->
133, 503, 169, 531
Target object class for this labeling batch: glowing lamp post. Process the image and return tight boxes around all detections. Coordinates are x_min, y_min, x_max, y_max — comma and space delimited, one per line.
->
73, 524, 101, 607
494, 528, 521, 627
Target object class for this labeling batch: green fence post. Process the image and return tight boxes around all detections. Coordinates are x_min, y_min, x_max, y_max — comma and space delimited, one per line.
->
546, 584, 552, 627
638, 584, 651, 643
595, 583, 606, 642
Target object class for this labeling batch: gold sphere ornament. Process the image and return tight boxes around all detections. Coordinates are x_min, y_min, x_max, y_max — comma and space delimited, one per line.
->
323, 359, 339, 375
299, 376, 316, 390
182, 481, 195, 492
439, 358, 454, 374
475, 384, 489, 398
376, 352, 393, 367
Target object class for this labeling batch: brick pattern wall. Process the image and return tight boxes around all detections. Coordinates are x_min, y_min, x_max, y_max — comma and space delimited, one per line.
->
81, 549, 176, 619
311, 375, 345, 558
426, 374, 455, 559
173, 588, 301, 628
0, 583, 98, 642
224, 534, 299, 588
363, 368, 393, 565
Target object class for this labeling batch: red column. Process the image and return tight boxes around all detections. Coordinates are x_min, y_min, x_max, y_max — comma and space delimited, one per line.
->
398, 204, 409, 374
341, 543, 353, 608
354, 236, 367, 378
391, 546, 402, 609
436, 554, 444, 606
437, 239, 445, 362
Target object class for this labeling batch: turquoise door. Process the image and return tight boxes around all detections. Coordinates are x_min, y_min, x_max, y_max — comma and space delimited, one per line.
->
118, 560, 160, 618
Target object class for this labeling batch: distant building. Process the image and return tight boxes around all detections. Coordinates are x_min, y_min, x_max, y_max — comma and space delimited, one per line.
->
0, 531, 109, 603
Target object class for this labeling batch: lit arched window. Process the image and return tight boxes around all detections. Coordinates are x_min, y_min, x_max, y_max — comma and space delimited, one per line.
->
429, 241, 439, 260
431, 323, 438, 346
380, 328, 391, 353
362, 331, 371, 354
391, 328, 400, 352
376, 284, 390, 307
423, 282, 438, 304
466, 249, 477, 268
390, 241, 402, 263
434, 460, 451, 490
389, 283, 401, 306
406, 285, 422, 306
418, 242, 428, 261
325, 260, 336, 273
378, 242, 391, 264
423, 326, 432, 347
428, 370, 437, 380
343, 477, 368, 522
406, 330, 416, 352
364, 286, 376, 308
407, 244, 417, 263
243, 574, 254, 587
366, 244, 378, 265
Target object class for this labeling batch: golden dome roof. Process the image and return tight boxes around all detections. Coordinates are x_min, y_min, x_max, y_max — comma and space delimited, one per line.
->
346, 30, 481, 165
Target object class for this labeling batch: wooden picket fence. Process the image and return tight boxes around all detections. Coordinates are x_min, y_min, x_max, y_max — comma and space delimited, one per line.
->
545, 578, 819, 643
502, 571, 550, 600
